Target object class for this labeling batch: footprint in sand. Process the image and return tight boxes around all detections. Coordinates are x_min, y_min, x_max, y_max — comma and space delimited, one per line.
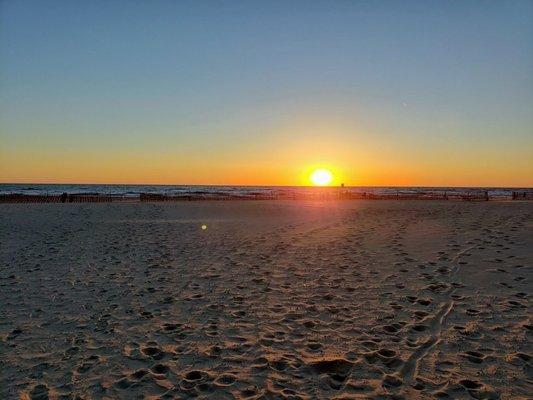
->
214, 373, 237, 386
151, 363, 170, 374
29, 384, 49, 400
141, 344, 164, 360
461, 350, 487, 364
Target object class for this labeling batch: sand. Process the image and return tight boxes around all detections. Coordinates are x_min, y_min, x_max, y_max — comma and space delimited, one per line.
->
0, 200, 531, 399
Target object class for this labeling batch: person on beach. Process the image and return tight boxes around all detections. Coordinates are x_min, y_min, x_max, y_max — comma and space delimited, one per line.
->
60, 192, 67, 203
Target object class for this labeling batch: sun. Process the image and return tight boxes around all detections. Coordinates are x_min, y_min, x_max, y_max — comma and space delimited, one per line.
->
310, 168, 333, 186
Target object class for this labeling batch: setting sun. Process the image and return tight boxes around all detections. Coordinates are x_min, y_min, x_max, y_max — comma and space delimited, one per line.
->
310, 168, 333, 186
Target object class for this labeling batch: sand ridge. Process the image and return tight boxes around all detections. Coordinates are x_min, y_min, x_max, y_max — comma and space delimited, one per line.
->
0, 201, 531, 399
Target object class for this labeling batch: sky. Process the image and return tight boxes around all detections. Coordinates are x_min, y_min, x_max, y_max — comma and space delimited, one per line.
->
1, 0, 532, 186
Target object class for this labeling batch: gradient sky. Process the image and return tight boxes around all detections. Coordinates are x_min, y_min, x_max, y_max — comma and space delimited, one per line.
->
1, 0, 532, 186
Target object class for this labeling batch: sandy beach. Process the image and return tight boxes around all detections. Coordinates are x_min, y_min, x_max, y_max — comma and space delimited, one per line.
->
1, 200, 531, 399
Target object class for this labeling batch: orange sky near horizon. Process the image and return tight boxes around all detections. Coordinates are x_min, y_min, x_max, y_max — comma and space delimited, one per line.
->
1, 115, 532, 187
2, 137, 532, 187
2, 111, 532, 187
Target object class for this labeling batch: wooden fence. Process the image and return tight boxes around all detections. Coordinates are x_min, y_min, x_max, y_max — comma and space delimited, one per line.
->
512, 191, 533, 200
0, 191, 530, 203
0, 194, 119, 203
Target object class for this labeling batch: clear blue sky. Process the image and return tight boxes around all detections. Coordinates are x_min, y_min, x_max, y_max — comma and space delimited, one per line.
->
1, 1, 532, 185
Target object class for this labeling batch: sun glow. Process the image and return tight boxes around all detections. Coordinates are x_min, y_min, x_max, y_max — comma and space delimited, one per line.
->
310, 168, 333, 186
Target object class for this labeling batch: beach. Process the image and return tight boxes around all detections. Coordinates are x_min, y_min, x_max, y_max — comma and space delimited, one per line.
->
1, 200, 531, 399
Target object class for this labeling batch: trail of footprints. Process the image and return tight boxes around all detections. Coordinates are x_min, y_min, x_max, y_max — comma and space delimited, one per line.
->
0, 202, 531, 399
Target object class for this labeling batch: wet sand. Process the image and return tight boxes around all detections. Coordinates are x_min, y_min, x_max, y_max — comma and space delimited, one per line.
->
1, 201, 531, 399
